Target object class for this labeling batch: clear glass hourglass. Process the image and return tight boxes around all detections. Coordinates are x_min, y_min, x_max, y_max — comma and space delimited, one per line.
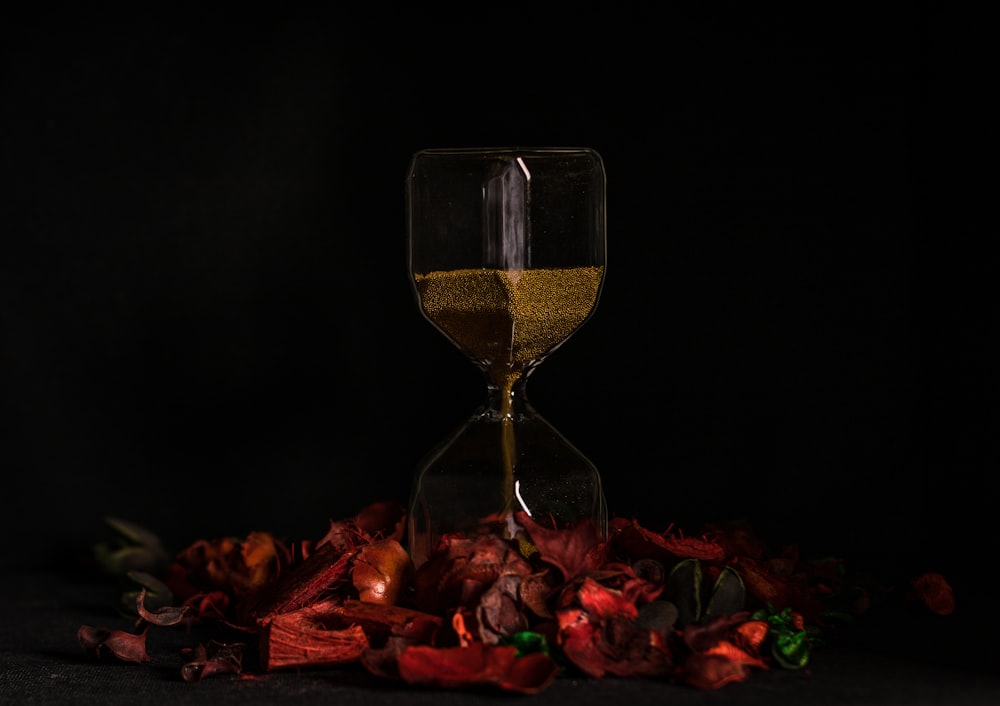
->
406, 147, 607, 567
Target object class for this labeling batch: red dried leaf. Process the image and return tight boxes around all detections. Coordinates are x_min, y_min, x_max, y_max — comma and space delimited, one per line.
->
576, 576, 638, 620
609, 518, 726, 563
702, 639, 768, 669
912, 572, 956, 616
166, 531, 291, 624
413, 534, 532, 616
618, 572, 666, 607
77, 624, 150, 663
520, 569, 558, 619
732, 619, 769, 655
240, 532, 289, 590
397, 643, 558, 694
681, 653, 756, 690
700, 521, 769, 559
678, 617, 769, 690
679, 611, 752, 653
558, 608, 672, 678
515, 512, 608, 581
556, 578, 672, 678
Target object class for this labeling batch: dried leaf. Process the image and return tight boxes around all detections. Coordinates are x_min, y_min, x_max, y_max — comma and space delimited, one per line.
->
93, 517, 171, 578
635, 600, 679, 634
136, 588, 190, 627
397, 642, 558, 694
610, 518, 726, 563
77, 624, 150, 663
515, 513, 607, 581
413, 534, 532, 616
667, 559, 702, 627
556, 578, 672, 678
681, 653, 757, 690
911, 572, 955, 616
704, 566, 746, 620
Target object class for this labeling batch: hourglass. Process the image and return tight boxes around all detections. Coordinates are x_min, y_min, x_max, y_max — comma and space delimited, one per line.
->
405, 147, 607, 567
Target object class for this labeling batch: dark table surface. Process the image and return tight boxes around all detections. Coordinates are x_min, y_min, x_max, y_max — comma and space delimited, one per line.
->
3, 569, 998, 706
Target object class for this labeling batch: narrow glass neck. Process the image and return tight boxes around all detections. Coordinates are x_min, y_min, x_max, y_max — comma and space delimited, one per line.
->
485, 372, 531, 420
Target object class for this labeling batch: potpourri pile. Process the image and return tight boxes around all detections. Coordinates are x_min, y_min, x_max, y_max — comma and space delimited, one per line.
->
77, 501, 955, 693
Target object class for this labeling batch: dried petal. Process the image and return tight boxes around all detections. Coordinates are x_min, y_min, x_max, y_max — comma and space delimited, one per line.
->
732, 619, 769, 654
77, 624, 150, 663
413, 534, 531, 616
702, 638, 768, 668
136, 588, 191, 627
476, 573, 529, 643
520, 570, 557, 619
241, 532, 288, 591
610, 518, 725, 563
556, 578, 671, 678
679, 612, 753, 653
397, 643, 558, 694
911, 572, 956, 616
515, 513, 607, 581
682, 653, 756, 690
576, 576, 638, 621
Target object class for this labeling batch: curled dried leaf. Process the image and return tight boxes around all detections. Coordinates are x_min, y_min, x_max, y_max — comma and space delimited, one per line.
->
136, 588, 191, 627
77, 624, 150, 663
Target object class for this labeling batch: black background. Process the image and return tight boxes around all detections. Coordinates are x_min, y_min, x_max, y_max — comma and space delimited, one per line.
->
2, 10, 992, 594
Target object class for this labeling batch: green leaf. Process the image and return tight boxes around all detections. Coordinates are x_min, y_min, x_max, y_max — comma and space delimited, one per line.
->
666, 559, 702, 627
703, 566, 745, 620
772, 630, 811, 669
92, 517, 171, 579
505, 631, 550, 657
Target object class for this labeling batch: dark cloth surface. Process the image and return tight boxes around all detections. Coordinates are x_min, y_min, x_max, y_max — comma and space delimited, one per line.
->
3, 571, 998, 706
